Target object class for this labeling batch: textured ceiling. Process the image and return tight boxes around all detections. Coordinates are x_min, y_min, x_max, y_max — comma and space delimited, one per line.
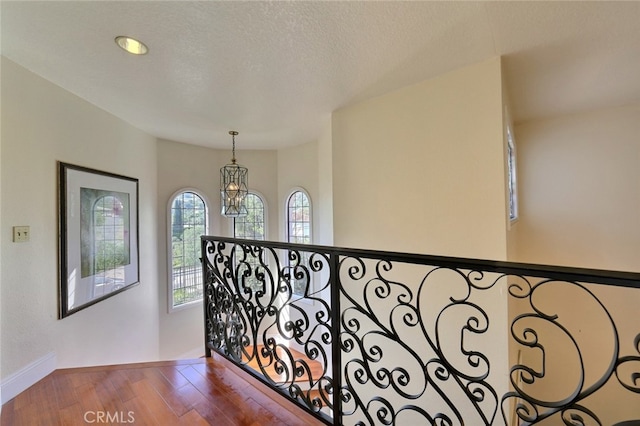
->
2, 1, 639, 149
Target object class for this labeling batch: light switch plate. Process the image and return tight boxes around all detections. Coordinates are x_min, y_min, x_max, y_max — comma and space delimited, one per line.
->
13, 226, 30, 242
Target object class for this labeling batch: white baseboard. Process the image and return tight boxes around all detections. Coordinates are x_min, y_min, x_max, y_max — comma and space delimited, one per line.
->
1, 352, 57, 405
177, 347, 206, 359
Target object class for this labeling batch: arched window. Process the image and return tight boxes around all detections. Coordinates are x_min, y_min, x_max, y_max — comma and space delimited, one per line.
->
286, 189, 312, 296
234, 192, 266, 240
168, 189, 208, 311
286, 189, 311, 245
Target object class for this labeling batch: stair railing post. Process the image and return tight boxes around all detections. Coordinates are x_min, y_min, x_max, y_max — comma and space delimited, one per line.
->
330, 250, 342, 426
201, 237, 212, 358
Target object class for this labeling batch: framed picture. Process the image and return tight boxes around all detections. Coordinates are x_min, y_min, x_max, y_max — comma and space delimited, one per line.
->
58, 162, 139, 318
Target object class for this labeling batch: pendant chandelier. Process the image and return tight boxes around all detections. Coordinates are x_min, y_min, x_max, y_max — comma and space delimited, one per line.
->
220, 131, 248, 217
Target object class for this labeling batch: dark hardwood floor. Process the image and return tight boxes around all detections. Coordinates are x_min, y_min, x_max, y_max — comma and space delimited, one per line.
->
1, 353, 324, 426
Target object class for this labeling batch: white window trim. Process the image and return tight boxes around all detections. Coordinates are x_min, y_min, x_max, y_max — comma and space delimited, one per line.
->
284, 186, 313, 244
507, 125, 519, 226
284, 187, 315, 303
167, 187, 211, 313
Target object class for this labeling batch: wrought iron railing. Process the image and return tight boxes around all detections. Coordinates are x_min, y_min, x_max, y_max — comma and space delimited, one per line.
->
201, 236, 640, 425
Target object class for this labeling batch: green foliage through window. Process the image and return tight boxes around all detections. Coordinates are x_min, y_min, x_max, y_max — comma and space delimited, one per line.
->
234, 193, 265, 240
170, 191, 207, 308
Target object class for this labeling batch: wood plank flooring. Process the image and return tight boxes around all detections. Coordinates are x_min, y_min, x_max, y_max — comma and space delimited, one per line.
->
1, 354, 325, 426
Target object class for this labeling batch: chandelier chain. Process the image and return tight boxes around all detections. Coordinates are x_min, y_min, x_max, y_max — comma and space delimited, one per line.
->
230, 130, 238, 163
232, 133, 236, 162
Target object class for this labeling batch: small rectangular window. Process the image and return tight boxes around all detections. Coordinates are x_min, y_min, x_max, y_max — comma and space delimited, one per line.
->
507, 127, 518, 222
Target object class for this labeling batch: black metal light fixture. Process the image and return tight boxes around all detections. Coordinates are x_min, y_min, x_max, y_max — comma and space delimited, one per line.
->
220, 131, 248, 217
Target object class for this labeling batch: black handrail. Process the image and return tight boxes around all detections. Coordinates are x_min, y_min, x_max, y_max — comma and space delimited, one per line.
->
202, 236, 640, 425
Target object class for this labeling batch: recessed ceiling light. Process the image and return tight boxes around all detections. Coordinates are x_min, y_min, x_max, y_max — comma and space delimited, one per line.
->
115, 36, 148, 55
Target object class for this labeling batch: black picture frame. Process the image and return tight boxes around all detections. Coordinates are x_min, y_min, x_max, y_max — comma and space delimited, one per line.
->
58, 162, 139, 318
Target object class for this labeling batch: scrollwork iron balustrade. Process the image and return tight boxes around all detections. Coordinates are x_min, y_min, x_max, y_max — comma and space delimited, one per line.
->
202, 236, 640, 426
202, 238, 336, 422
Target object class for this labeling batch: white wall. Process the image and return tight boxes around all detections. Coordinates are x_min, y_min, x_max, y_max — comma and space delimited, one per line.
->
332, 57, 508, 260
156, 140, 215, 360
330, 57, 511, 420
317, 118, 334, 246
505, 104, 640, 424
156, 139, 278, 359
233, 149, 280, 242
510, 104, 640, 272
1, 58, 160, 398
276, 129, 334, 247
277, 140, 320, 243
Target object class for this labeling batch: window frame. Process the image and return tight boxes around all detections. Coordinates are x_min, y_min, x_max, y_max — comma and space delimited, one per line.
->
231, 191, 268, 294
285, 187, 312, 245
507, 125, 519, 224
167, 188, 210, 313
233, 190, 268, 241
285, 188, 313, 298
